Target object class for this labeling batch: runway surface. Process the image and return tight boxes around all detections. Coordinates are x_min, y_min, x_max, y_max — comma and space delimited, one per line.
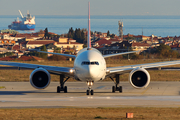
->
0, 81, 180, 108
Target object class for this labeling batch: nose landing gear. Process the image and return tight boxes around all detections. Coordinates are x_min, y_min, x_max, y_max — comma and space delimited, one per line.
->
86, 81, 94, 95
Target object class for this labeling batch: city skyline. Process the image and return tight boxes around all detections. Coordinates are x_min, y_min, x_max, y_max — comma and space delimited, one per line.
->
0, 0, 180, 16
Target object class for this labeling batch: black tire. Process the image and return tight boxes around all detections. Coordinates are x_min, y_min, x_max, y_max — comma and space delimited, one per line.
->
119, 86, 122, 93
57, 86, 60, 93
86, 90, 89, 95
64, 86, 67, 93
91, 90, 94, 95
112, 86, 115, 93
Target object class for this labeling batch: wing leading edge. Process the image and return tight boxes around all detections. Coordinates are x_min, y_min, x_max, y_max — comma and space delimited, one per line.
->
0, 61, 73, 76
103, 51, 139, 58
37, 51, 76, 58
107, 60, 180, 75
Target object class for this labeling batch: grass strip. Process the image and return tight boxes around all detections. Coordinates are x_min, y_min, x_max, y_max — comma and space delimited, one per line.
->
0, 107, 180, 120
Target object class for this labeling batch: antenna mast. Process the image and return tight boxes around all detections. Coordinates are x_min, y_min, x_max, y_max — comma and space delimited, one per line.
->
118, 20, 123, 40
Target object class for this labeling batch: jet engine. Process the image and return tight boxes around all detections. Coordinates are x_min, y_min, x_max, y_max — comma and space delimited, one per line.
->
129, 67, 150, 89
30, 68, 51, 89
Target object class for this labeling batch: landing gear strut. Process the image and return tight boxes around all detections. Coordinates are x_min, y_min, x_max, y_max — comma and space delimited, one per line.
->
86, 81, 94, 95
110, 74, 122, 93
57, 75, 69, 93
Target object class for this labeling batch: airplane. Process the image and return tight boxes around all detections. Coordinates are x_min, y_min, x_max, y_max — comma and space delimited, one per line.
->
1, 2, 180, 95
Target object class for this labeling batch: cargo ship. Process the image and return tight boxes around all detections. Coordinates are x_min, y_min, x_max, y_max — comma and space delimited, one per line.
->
8, 10, 35, 30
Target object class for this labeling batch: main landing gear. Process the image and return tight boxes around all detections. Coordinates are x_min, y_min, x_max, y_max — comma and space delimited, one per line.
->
57, 75, 70, 93
110, 74, 122, 93
86, 81, 94, 95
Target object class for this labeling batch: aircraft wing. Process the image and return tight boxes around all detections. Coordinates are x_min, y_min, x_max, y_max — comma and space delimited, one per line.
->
103, 51, 139, 58
38, 51, 76, 58
0, 61, 74, 76
107, 60, 180, 75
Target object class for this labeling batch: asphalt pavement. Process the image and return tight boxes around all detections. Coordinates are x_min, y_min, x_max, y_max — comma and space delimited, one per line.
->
0, 81, 180, 108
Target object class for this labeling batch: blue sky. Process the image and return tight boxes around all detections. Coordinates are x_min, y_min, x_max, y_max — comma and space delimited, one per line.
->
0, 0, 180, 15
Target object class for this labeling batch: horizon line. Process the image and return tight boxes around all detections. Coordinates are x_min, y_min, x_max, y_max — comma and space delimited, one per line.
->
1, 14, 180, 16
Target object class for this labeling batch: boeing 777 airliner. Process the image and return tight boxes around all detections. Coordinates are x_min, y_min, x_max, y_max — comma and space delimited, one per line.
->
1, 2, 180, 95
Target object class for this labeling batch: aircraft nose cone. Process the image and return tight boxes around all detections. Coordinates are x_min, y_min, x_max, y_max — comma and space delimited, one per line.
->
87, 66, 99, 78
77, 65, 100, 81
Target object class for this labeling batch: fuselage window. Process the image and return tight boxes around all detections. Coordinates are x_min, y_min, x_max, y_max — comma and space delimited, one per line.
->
81, 61, 99, 65
90, 62, 95, 65
95, 62, 99, 65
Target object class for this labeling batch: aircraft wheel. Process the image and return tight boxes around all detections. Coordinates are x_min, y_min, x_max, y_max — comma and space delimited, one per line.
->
86, 90, 89, 95
112, 86, 115, 93
91, 90, 94, 95
57, 86, 60, 93
64, 86, 67, 93
119, 86, 122, 93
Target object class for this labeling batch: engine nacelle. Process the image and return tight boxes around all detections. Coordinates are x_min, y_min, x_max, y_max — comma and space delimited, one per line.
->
129, 67, 150, 89
30, 68, 51, 89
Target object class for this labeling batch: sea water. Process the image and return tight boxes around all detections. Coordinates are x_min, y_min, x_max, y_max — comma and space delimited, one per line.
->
0, 15, 180, 37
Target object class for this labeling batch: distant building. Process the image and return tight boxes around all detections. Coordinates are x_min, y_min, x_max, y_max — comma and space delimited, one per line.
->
55, 38, 83, 52
0, 48, 13, 54
26, 40, 55, 49
0, 39, 16, 47
93, 39, 112, 47
93, 38, 121, 47
26, 38, 83, 52
131, 42, 150, 51
0, 29, 18, 34
123, 34, 151, 41
13, 33, 41, 41
0, 33, 14, 40
97, 40, 150, 55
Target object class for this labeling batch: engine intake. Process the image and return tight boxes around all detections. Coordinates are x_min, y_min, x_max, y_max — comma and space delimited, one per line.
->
129, 68, 150, 89
30, 68, 51, 89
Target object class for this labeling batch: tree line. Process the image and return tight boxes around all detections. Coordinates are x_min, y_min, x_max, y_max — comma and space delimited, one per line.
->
67, 27, 87, 44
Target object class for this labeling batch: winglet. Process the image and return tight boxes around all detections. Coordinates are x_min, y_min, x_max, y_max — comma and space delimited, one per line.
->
87, 2, 92, 50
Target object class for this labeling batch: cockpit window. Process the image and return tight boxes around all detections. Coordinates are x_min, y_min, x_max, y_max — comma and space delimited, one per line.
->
81, 61, 99, 65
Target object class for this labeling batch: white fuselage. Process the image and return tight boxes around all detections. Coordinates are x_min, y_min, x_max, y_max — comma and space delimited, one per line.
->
74, 48, 106, 82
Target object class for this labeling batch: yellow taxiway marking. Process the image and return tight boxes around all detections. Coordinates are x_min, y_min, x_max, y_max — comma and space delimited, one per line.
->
0, 86, 5, 89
